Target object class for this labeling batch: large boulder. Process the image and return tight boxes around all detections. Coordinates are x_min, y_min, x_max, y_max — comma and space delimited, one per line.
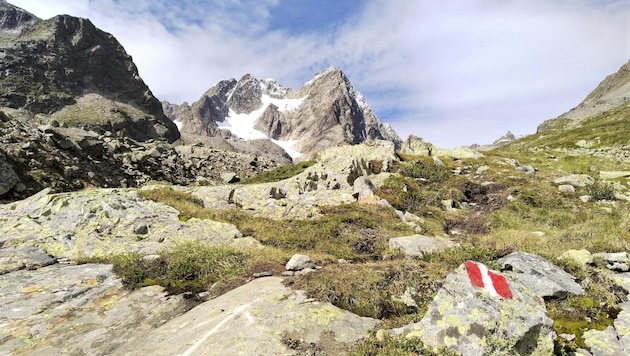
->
385, 261, 554, 355
114, 276, 379, 355
553, 174, 595, 187
498, 251, 584, 299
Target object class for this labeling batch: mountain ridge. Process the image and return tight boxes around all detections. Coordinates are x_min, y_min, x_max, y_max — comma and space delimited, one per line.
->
163, 66, 402, 158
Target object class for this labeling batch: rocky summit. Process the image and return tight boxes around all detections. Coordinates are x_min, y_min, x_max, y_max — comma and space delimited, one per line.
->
163, 66, 402, 159
2, 1, 630, 355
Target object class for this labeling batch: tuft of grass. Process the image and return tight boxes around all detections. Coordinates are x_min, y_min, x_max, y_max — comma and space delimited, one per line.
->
350, 333, 457, 356
138, 187, 205, 221
396, 157, 452, 183
240, 160, 316, 184
110, 241, 246, 295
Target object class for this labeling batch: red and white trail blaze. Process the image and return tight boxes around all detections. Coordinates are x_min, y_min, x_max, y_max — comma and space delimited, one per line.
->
464, 261, 513, 299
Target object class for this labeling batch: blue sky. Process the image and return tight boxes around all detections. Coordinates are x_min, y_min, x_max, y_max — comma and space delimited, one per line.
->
9, 0, 630, 148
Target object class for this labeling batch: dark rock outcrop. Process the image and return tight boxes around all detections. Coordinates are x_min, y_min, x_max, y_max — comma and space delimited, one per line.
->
0, 2, 179, 142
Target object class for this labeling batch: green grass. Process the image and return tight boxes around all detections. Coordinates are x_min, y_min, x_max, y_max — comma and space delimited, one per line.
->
239, 160, 316, 184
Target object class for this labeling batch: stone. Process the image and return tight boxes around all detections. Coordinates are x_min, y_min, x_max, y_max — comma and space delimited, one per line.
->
600, 171, 630, 180
114, 277, 379, 355
559, 249, 594, 266
558, 184, 576, 193
476, 165, 490, 175
133, 223, 149, 235
553, 174, 595, 187
0, 158, 19, 196
0, 247, 57, 275
583, 326, 627, 356
580, 195, 592, 202
285, 254, 316, 271
220, 172, 239, 184
498, 252, 584, 299
594, 252, 630, 272
389, 234, 458, 257
385, 262, 554, 355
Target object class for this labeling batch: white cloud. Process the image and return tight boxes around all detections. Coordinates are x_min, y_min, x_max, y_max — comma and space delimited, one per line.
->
8, 0, 630, 147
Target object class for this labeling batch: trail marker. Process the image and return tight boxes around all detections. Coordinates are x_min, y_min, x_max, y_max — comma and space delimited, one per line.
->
465, 261, 513, 299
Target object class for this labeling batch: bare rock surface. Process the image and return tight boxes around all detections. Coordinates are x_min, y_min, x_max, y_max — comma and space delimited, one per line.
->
0, 246, 56, 275
0, 262, 190, 355
0, 188, 242, 259
114, 276, 379, 355
498, 251, 585, 299
385, 262, 554, 355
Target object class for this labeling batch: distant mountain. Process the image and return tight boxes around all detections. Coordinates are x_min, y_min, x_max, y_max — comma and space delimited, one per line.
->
538, 59, 630, 132
0, 1, 179, 142
163, 67, 402, 158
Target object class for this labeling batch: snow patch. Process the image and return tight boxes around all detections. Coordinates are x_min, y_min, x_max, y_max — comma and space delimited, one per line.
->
173, 119, 183, 131
217, 94, 305, 158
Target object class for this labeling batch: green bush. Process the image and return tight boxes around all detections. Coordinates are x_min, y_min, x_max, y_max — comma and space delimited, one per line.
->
398, 157, 451, 183
588, 181, 616, 201
111, 242, 246, 295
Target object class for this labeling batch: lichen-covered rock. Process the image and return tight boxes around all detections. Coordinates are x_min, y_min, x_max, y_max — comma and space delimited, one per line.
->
0, 263, 189, 355
385, 262, 554, 356
583, 325, 628, 356
559, 249, 594, 266
553, 174, 595, 187
114, 276, 379, 355
388, 234, 458, 257
498, 251, 584, 299
0, 188, 242, 259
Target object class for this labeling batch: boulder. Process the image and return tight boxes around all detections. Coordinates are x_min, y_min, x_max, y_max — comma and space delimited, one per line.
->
593, 252, 630, 272
600, 171, 630, 180
432, 146, 485, 159
285, 254, 316, 271
385, 262, 554, 355
114, 277, 379, 355
553, 174, 595, 187
0, 157, 19, 196
583, 325, 628, 356
388, 235, 458, 257
559, 249, 594, 266
498, 252, 584, 299
558, 184, 576, 193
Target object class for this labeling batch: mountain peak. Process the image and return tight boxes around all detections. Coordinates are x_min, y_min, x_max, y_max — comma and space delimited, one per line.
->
0, 0, 39, 33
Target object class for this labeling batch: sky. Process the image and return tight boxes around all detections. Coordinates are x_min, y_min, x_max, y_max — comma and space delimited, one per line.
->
9, 0, 630, 148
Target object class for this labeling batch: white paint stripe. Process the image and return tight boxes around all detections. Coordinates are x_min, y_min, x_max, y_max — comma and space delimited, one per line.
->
181, 302, 252, 356
477, 263, 498, 297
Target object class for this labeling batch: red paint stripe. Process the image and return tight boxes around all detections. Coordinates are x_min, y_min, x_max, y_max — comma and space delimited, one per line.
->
488, 271, 513, 299
465, 261, 484, 288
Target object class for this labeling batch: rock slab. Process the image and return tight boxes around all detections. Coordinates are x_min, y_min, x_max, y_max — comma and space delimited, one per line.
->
114, 276, 379, 355
498, 251, 585, 298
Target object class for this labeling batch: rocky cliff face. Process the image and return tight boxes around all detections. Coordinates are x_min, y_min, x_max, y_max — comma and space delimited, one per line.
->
0, 2, 179, 142
163, 67, 402, 158
538, 59, 630, 132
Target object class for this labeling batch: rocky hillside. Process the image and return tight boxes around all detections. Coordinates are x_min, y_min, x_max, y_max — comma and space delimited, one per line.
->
538, 59, 630, 132
0, 1, 178, 142
163, 67, 402, 158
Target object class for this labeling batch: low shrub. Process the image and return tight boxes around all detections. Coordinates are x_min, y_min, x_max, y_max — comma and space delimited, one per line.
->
240, 160, 316, 184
